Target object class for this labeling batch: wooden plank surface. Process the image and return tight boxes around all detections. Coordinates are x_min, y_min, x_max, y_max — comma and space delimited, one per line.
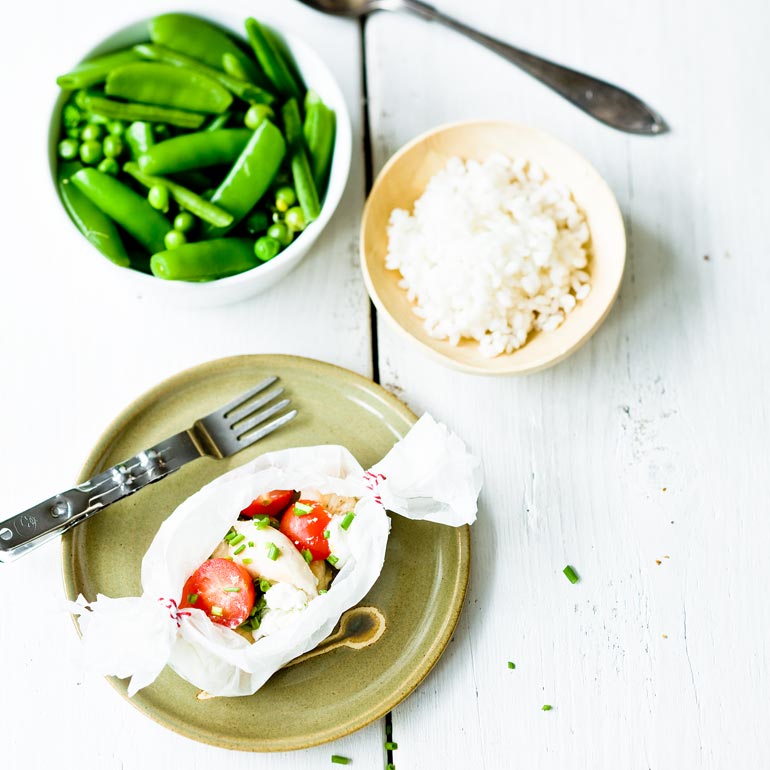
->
367, 0, 770, 767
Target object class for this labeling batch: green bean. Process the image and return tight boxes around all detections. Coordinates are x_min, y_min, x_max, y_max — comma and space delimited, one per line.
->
281, 98, 302, 150
303, 92, 336, 186
106, 62, 232, 114
205, 113, 230, 132
138, 128, 251, 175
56, 48, 140, 90
149, 13, 263, 84
71, 168, 169, 253
58, 173, 130, 267
133, 44, 274, 105
150, 238, 257, 280
83, 94, 205, 129
206, 120, 286, 236
291, 147, 321, 223
123, 162, 234, 228
244, 18, 301, 100
125, 122, 154, 159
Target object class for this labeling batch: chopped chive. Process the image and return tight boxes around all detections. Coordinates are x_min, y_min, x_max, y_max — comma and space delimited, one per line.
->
563, 565, 579, 584
319, 589, 327, 594
542, 704, 553, 711
269, 517, 280, 528
327, 554, 339, 566
259, 578, 271, 593
302, 548, 312, 564
187, 593, 198, 604
230, 533, 245, 546
267, 543, 280, 560
294, 502, 314, 516
386, 765, 395, 770
211, 606, 223, 617
330, 756, 349, 765
248, 541, 254, 547
341, 512, 355, 530
323, 529, 330, 538
223, 586, 241, 592
508, 661, 516, 669
233, 543, 246, 555
224, 530, 237, 542
384, 742, 398, 750
242, 558, 253, 565
254, 516, 270, 529
224, 555, 234, 561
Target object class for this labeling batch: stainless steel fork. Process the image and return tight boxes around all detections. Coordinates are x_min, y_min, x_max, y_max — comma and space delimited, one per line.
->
0, 377, 297, 563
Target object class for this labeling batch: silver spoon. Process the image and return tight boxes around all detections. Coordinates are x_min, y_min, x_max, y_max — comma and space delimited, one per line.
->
300, 0, 669, 135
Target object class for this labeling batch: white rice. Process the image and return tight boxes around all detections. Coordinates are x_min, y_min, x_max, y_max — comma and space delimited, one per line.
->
385, 154, 591, 357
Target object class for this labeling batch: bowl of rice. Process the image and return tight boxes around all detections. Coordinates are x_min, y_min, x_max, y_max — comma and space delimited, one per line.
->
360, 121, 626, 375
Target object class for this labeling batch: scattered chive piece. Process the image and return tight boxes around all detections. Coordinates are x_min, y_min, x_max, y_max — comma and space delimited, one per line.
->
302, 548, 312, 564
242, 558, 253, 565
386, 765, 395, 770
224, 530, 237, 542
225, 556, 234, 561
508, 661, 516, 669
233, 543, 246, 556
294, 502, 314, 516
341, 512, 355, 530
319, 589, 327, 594
330, 757, 350, 765
327, 554, 339, 566
211, 606, 223, 617
260, 578, 271, 593
542, 704, 553, 711
223, 586, 241, 592
230, 533, 245, 546
255, 516, 270, 529
563, 565, 579, 584
384, 741, 398, 750
187, 593, 198, 604
267, 543, 280, 561
248, 541, 255, 547
323, 529, 330, 538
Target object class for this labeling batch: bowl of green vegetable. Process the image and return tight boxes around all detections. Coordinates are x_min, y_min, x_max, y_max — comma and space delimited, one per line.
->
50, 12, 351, 307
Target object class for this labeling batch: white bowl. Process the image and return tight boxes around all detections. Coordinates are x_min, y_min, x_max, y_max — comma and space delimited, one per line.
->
49, 13, 352, 308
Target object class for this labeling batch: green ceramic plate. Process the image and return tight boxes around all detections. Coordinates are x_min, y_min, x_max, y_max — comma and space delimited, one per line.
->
62, 354, 470, 751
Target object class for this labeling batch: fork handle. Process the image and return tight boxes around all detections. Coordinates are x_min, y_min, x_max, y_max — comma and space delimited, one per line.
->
0, 431, 202, 563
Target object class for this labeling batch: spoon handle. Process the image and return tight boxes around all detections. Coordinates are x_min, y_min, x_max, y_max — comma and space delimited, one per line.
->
399, 0, 668, 135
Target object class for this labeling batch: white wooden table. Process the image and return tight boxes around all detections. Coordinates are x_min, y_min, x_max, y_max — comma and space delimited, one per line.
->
1, 0, 767, 767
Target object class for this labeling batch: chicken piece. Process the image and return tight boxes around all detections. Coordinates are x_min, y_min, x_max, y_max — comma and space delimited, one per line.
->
309, 559, 333, 592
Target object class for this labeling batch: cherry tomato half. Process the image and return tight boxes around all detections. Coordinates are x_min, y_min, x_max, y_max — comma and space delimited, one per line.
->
240, 489, 298, 519
179, 558, 255, 629
279, 499, 332, 561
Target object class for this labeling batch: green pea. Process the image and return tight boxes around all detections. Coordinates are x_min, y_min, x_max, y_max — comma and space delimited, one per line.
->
66, 127, 80, 139
148, 184, 170, 212
107, 120, 125, 136
244, 104, 274, 130
267, 221, 293, 247
154, 123, 170, 138
285, 206, 307, 232
79, 139, 103, 165
245, 209, 269, 234
74, 90, 89, 110
164, 229, 187, 250
97, 157, 119, 176
103, 135, 124, 159
255, 235, 281, 262
81, 123, 103, 142
62, 104, 82, 127
173, 211, 195, 233
58, 138, 80, 160
275, 186, 296, 213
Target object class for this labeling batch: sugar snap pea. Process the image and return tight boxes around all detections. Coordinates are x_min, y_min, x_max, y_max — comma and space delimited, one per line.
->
291, 147, 321, 223
281, 98, 302, 150
206, 120, 286, 236
149, 13, 263, 84
106, 63, 232, 114
138, 128, 251, 175
56, 48, 140, 90
244, 18, 301, 100
123, 162, 234, 228
71, 168, 169, 253
58, 169, 130, 267
150, 238, 257, 281
133, 44, 274, 105
84, 94, 205, 129
303, 92, 336, 186
125, 121, 154, 159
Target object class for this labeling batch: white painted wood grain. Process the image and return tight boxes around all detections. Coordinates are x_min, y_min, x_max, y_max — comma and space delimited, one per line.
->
0, 1, 383, 768
367, 0, 770, 767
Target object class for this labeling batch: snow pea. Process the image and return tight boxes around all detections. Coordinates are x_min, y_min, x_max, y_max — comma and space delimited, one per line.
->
303, 92, 336, 186
138, 128, 251, 175
206, 120, 286, 236
133, 44, 274, 105
83, 94, 205, 129
71, 168, 169, 253
150, 238, 257, 281
58, 165, 130, 267
149, 13, 263, 85
244, 18, 301, 100
106, 63, 232, 114
56, 48, 140, 90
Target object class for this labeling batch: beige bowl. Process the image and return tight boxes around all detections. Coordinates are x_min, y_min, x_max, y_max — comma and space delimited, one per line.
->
360, 121, 626, 375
